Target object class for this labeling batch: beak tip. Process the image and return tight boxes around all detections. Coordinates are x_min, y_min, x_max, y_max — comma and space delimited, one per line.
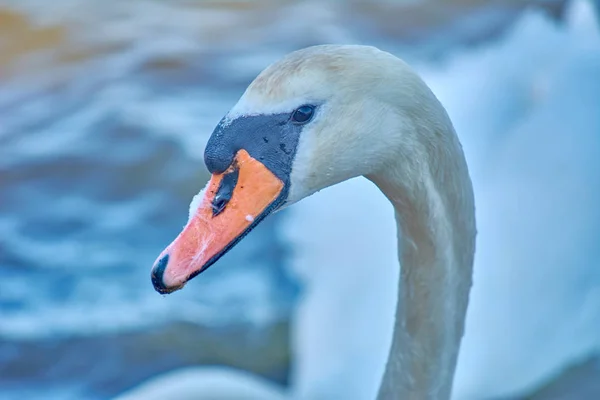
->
151, 253, 181, 294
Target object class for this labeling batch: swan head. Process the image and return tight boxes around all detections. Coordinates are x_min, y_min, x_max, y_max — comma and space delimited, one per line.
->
151, 44, 449, 293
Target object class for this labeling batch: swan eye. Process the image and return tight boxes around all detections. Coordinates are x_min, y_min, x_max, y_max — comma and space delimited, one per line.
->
291, 105, 315, 124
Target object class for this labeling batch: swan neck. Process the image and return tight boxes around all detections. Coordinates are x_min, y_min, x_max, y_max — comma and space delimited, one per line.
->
369, 137, 476, 399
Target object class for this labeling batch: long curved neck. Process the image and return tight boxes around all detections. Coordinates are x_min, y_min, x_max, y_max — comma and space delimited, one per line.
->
368, 121, 476, 399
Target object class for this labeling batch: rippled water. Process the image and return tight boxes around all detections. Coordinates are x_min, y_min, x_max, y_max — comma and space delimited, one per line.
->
0, 0, 578, 398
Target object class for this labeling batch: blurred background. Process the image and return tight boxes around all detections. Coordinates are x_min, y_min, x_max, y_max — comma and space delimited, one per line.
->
1, 0, 599, 399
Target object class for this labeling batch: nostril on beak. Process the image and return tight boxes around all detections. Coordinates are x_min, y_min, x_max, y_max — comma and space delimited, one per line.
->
212, 195, 229, 216
151, 254, 170, 294
211, 164, 239, 217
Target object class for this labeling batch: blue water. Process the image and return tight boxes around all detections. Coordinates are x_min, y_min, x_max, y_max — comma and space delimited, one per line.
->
1, 0, 594, 398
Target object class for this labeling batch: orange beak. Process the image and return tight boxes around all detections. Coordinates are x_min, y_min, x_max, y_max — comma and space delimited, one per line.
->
151, 149, 284, 294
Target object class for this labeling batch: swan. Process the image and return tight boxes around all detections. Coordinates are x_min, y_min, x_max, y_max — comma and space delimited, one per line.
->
133, 44, 477, 400
117, 3, 600, 399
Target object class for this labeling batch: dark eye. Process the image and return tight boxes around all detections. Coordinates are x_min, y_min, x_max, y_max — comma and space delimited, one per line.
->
291, 105, 315, 124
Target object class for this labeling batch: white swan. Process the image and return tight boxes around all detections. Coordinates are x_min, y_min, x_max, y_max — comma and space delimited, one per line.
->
122, 44, 476, 400
117, 2, 600, 399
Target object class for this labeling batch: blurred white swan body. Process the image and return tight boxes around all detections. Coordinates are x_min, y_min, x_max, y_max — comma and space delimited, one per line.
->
117, 1, 600, 399
115, 367, 286, 400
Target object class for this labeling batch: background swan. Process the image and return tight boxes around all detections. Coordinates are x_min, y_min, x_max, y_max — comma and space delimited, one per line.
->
117, 1, 600, 399
115, 367, 286, 400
